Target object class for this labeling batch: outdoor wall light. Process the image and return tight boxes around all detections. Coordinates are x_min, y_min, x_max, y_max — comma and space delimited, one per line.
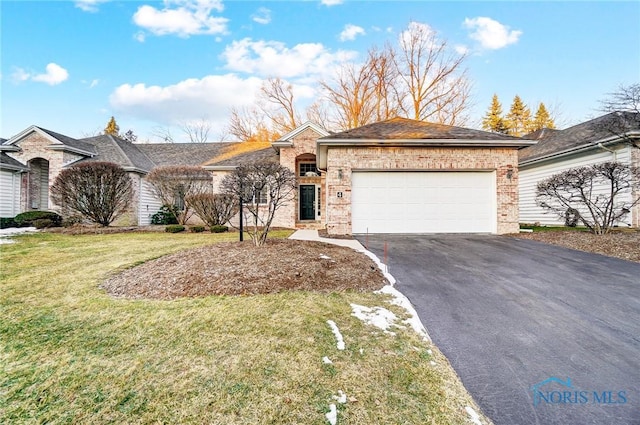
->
338, 169, 343, 180
506, 167, 513, 180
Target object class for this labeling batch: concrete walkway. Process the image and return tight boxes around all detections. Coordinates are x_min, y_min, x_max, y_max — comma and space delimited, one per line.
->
288, 229, 365, 251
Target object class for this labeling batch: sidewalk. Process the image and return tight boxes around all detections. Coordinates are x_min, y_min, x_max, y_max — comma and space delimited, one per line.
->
288, 229, 365, 251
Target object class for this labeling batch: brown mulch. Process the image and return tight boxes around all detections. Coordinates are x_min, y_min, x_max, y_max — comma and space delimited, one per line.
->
101, 239, 388, 299
510, 231, 640, 263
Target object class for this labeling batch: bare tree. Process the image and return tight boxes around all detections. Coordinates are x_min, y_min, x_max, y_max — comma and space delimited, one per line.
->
51, 162, 133, 226
369, 45, 403, 122
180, 118, 212, 143
394, 22, 470, 125
597, 83, 640, 147
151, 126, 176, 143
305, 100, 333, 132
220, 160, 296, 246
259, 77, 301, 134
185, 193, 238, 227
146, 166, 213, 224
536, 162, 640, 234
320, 60, 378, 129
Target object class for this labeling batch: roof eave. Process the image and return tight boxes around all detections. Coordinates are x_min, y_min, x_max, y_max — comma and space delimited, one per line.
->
48, 144, 96, 157
519, 133, 639, 167
0, 163, 29, 172
202, 165, 237, 171
317, 138, 536, 170
0, 145, 20, 152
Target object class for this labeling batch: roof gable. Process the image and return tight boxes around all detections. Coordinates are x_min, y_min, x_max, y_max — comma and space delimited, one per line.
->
3, 126, 97, 156
275, 121, 330, 142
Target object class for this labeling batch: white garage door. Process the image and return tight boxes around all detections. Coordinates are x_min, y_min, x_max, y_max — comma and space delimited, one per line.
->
351, 171, 496, 234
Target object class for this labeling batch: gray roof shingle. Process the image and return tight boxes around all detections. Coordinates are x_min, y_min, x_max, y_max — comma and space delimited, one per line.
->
138, 143, 235, 167
209, 147, 278, 167
78, 135, 156, 171
0, 152, 28, 170
519, 112, 640, 163
38, 127, 98, 154
322, 116, 525, 141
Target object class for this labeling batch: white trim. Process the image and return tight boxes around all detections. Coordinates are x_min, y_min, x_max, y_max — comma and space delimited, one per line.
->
276, 121, 330, 142
4, 126, 64, 146
47, 144, 96, 157
520, 135, 638, 166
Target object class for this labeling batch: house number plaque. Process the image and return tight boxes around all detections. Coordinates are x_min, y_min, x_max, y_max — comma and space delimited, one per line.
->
337, 191, 343, 198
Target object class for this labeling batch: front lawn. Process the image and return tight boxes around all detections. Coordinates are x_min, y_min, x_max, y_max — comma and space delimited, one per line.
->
1, 232, 487, 424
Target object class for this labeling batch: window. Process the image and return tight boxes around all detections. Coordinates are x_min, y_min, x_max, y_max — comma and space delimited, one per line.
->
299, 162, 318, 177
317, 187, 321, 216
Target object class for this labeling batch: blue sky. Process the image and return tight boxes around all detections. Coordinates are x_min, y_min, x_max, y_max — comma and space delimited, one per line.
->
1, 0, 639, 142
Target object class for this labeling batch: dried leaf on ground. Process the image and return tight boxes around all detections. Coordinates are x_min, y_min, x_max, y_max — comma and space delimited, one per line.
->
102, 239, 387, 299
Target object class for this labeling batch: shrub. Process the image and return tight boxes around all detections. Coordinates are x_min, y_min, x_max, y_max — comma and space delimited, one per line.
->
151, 205, 179, 225
50, 161, 133, 227
0, 217, 17, 229
189, 225, 206, 233
186, 193, 238, 226
62, 215, 84, 227
32, 219, 54, 229
210, 225, 229, 233
165, 225, 185, 233
14, 211, 62, 228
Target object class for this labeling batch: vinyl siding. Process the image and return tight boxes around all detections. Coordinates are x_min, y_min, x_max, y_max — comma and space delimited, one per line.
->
519, 146, 633, 226
0, 170, 22, 217
138, 179, 163, 226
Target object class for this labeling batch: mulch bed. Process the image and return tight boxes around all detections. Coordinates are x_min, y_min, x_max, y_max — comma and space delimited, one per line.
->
510, 230, 640, 263
101, 239, 388, 299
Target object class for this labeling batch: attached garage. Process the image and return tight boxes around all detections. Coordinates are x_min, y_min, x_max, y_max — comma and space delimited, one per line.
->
351, 171, 496, 234
316, 117, 535, 236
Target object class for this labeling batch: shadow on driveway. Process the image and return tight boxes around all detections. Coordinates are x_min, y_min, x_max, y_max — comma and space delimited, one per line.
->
357, 234, 640, 425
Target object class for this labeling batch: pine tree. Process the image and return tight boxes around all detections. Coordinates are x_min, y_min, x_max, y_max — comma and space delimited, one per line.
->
104, 116, 120, 136
506, 95, 532, 137
481, 94, 508, 133
531, 102, 555, 131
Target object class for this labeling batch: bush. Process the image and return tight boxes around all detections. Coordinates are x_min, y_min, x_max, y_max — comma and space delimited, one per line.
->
0, 217, 17, 229
50, 161, 133, 227
190, 225, 206, 233
33, 219, 54, 229
151, 205, 179, 225
186, 193, 238, 226
62, 215, 84, 227
210, 225, 229, 233
165, 225, 185, 233
14, 211, 62, 228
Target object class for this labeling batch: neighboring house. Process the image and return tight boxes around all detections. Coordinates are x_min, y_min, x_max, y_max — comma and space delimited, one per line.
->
519, 112, 640, 228
0, 117, 533, 234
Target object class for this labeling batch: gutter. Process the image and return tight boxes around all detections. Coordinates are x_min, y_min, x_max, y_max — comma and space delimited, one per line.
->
202, 165, 238, 171
317, 138, 537, 170
519, 133, 638, 167
48, 144, 96, 157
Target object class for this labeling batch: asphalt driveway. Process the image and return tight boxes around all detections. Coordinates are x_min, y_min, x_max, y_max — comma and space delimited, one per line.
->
356, 234, 640, 425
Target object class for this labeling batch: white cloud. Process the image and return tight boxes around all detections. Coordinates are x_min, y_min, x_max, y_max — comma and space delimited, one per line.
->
252, 7, 271, 25
463, 17, 522, 50
321, 0, 343, 5
13, 63, 69, 85
89, 79, 99, 88
339, 24, 365, 42
133, 0, 228, 38
221, 38, 357, 79
75, 0, 108, 13
455, 44, 469, 55
109, 74, 263, 125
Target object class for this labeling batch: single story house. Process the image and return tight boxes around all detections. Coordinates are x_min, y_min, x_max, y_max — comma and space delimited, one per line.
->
1, 117, 534, 235
519, 112, 640, 228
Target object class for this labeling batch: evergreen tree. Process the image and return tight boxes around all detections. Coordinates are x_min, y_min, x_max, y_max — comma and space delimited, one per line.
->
481, 94, 508, 133
506, 95, 532, 137
532, 102, 555, 131
104, 116, 120, 136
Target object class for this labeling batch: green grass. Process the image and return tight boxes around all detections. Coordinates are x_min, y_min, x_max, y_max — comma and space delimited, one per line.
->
1, 231, 485, 424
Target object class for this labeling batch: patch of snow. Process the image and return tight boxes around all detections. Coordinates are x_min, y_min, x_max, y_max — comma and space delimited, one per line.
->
430, 360, 436, 366
325, 403, 337, 425
465, 406, 483, 425
427, 349, 432, 355
327, 320, 345, 350
350, 303, 401, 334
322, 356, 333, 364
0, 227, 38, 244
358, 249, 396, 285
375, 285, 431, 342
319, 254, 332, 260
333, 390, 347, 404
359, 348, 364, 355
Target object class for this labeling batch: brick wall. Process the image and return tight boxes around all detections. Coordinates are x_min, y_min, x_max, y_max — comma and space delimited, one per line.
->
324, 146, 520, 235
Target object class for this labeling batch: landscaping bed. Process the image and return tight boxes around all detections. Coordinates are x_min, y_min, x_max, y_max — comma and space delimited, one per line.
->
102, 239, 387, 299
511, 230, 640, 263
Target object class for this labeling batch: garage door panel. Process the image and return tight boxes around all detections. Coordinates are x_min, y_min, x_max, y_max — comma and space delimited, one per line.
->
351, 171, 496, 234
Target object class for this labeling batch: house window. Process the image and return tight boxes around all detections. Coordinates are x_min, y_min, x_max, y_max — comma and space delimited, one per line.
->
250, 187, 268, 204
299, 162, 318, 177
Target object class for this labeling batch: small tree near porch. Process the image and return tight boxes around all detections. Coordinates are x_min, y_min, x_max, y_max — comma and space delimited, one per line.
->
536, 161, 640, 234
221, 160, 296, 246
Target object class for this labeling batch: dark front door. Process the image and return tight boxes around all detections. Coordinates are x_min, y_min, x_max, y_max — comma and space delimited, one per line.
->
299, 185, 315, 220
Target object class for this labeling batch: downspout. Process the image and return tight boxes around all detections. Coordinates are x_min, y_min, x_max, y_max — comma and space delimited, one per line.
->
597, 143, 617, 161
